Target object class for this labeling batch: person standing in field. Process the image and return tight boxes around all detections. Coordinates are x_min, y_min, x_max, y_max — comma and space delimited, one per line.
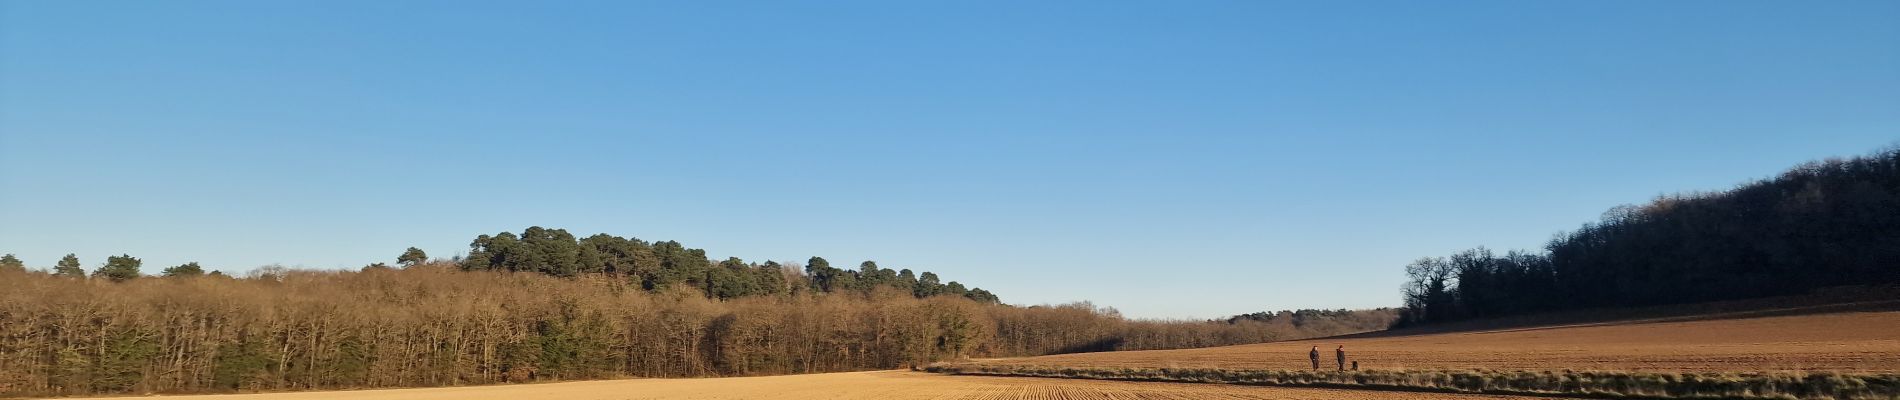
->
1309, 346, 1320, 370
1336, 345, 1346, 371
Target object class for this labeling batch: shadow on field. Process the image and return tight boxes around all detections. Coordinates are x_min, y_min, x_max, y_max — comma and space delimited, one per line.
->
1326, 286, 1900, 341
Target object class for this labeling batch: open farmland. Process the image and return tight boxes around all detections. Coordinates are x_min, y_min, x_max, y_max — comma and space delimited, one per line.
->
969, 306, 1900, 373
70, 370, 1542, 400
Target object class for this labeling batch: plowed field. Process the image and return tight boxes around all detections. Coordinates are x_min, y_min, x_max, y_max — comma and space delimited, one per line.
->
74, 370, 1540, 400
975, 309, 1900, 373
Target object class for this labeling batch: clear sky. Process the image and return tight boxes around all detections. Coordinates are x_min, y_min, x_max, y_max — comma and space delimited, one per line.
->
2, 1, 1896, 319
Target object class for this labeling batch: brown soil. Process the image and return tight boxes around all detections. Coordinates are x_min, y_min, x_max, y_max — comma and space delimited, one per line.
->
975, 309, 1900, 373
69, 370, 1541, 400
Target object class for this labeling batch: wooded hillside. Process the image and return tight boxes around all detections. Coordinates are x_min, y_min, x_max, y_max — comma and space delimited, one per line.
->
1399, 146, 1900, 325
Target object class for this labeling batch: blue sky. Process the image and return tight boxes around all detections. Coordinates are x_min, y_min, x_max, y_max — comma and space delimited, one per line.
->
2, 1, 1895, 319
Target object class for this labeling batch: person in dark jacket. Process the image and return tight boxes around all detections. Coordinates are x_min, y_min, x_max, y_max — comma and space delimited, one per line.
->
1336, 345, 1347, 371
1308, 346, 1320, 370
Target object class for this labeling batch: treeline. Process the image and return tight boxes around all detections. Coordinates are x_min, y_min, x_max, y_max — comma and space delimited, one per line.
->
1400, 146, 1900, 325
0, 260, 1391, 397
988, 303, 1395, 355
1226, 308, 1399, 331
459, 227, 998, 303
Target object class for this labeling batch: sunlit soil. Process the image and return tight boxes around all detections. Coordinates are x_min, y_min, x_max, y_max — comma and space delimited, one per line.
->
74, 370, 1543, 400
976, 310, 1900, 373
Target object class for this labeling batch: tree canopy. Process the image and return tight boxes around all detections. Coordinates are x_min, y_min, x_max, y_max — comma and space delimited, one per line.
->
162, 262, 206, 278
396, 247, 428, 267
0, 254, 23, 273
53, 254, 84, 278
463, 227, 1001, 303
93, 254, 142, 282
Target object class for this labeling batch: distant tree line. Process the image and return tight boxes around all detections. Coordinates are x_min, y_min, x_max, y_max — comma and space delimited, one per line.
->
1226, 308, 1398, 328
0, 253, 214, 282
459, 227, 998, 303
1399, 146, 1900, 325
0, 245, 1391, 397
